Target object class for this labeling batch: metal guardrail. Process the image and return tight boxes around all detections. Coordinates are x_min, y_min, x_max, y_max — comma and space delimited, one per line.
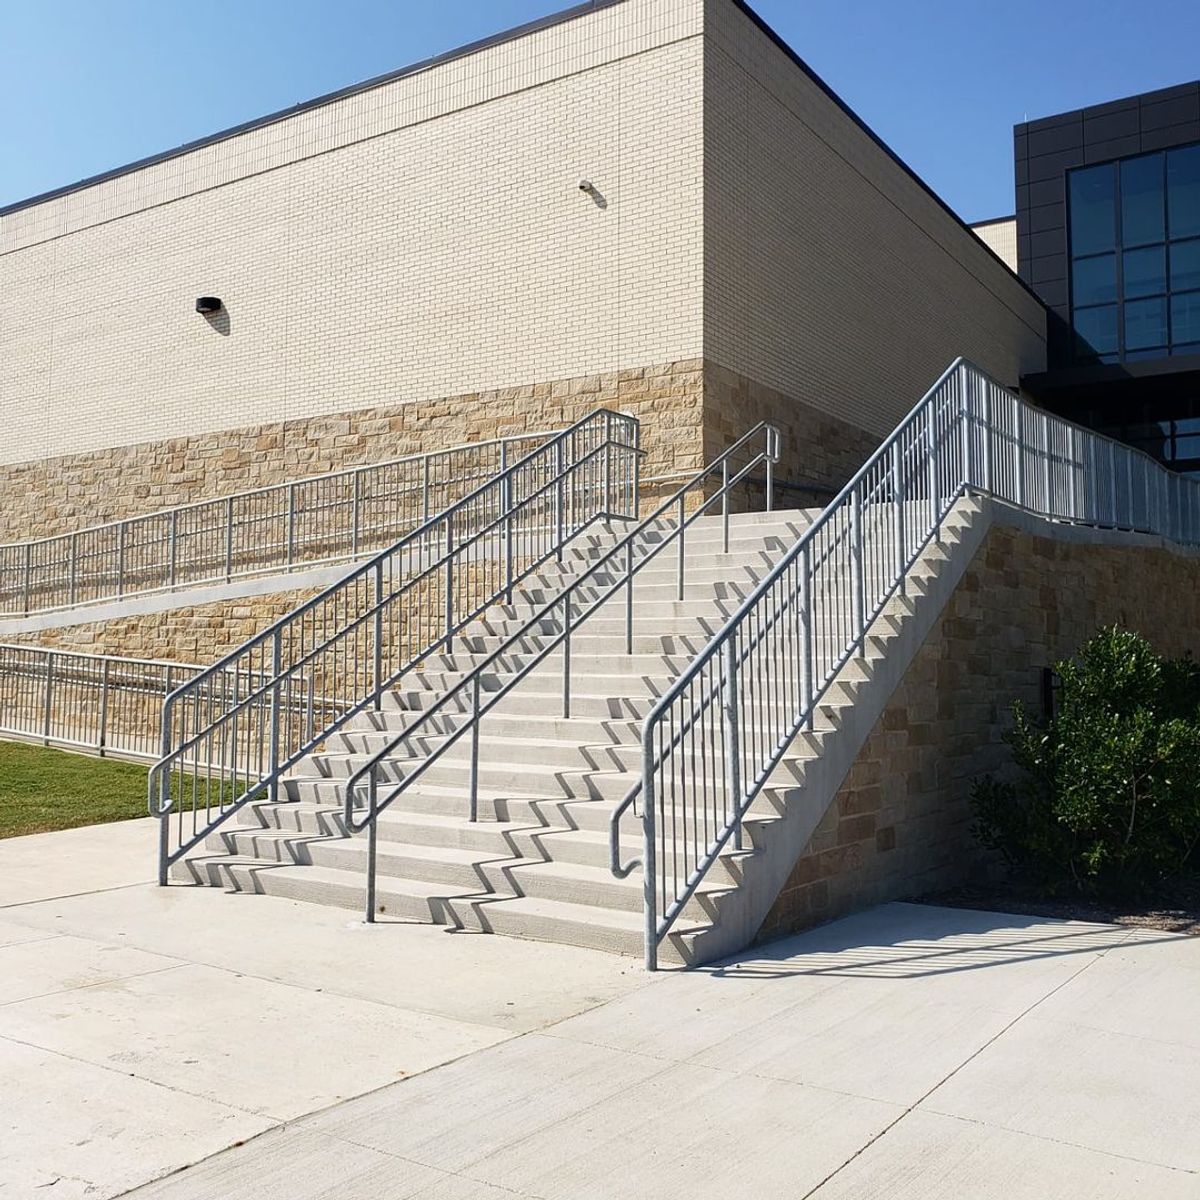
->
0, 644, 202, 761
342, 423, 780, 921
0, 431, 557, 617
611, 357, 1200, 969
150, 409, 640, 882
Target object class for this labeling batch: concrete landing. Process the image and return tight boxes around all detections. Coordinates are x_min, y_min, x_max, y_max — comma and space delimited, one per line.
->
0, 818, 1196, 1199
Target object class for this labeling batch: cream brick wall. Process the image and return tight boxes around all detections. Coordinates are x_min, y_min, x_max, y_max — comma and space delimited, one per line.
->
970, 218, 1019, 273
703, 1, 1045, 441
0, 0, 705, 466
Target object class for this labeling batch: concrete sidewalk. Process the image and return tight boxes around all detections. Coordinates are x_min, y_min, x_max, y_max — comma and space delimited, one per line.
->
1, 818, 1197, 1199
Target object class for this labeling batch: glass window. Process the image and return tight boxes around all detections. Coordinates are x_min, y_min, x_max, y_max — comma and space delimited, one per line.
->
1123, 246, 1165, 298
1171, 291, 1200, 346
1170, 239, 1200, 293
1167, 144, 1200, 240
1072, 254, 1117, 305
1121, 153, 1165, 246
1069, 163, 1116, 256
1073, 305, 1118, 356
1125, 297, 1168, 350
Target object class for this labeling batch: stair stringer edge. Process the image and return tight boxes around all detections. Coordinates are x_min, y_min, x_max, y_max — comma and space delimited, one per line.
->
676, 494, 994, 966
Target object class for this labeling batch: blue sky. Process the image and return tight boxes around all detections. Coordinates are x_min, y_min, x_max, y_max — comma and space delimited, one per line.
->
3, 0, 1198, 221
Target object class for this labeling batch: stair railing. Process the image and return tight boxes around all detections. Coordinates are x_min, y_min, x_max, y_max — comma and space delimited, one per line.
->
343, 422, 781, 922
149, 409, 639, 884
0, 429, 557, 617
611, 357, 1200, 968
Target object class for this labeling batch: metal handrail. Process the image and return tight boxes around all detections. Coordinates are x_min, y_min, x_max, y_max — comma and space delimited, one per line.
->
0, 429, 559, 617
149, 409, 640, 884
612, 357, 1200, 968
343, 422, 780, 922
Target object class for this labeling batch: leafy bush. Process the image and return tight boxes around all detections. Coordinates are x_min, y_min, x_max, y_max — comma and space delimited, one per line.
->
973, 627, 1200, 898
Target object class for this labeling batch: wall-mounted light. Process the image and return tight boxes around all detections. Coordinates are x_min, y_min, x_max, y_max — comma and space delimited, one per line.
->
579, 179, 596, 195
195, 296, 222, 315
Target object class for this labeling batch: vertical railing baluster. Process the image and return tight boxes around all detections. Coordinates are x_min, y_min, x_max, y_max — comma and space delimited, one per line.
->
224, 497, 234, 582
723, 636, 741, 853
98, 657, 110, 756
850, 488, 865, 643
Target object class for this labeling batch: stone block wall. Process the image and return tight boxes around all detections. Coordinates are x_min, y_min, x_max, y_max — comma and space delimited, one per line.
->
757, 516, 1200, 941
0, 361, 704, 542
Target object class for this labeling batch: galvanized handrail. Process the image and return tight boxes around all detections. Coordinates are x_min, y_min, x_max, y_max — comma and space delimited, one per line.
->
0, 643, 202, 761
612, 357, 1200, 968
343, 423, 780, 921
0, 430, 558, 617
149, 409, 639, 884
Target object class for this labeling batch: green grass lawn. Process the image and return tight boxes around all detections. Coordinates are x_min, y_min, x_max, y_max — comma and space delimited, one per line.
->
0, 740, 150, 839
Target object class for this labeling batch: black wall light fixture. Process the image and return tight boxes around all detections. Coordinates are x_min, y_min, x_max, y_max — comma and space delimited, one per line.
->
195, 296, 222, 315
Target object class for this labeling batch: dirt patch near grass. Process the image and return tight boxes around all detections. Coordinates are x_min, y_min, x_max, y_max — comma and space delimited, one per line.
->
0, 741, 149, 838
916, 876, 1200, 936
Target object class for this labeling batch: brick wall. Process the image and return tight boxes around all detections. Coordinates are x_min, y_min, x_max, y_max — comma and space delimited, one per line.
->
703, 0, 1046, 441
757, 517, 1200, 940
0, 0, 705, 467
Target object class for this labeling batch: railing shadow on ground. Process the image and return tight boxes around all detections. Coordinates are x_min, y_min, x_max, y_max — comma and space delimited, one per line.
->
699, 904, 1187, 982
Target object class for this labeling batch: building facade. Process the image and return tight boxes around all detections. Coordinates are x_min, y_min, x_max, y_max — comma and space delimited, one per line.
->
0, 0, 1045, 544
1016, 82, 1200, 473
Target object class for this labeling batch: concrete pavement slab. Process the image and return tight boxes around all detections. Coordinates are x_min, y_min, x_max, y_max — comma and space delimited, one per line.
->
309, 1032, 671, 1173
925, 1014, 1200, 1172
809, 1108, 1200, 1199
0, 1035, 274, 1200
0, 933, 180, 1004
0, 816, 156, 906
463, 1060, 901, 1200
5, 883, 644, 1033
0, 961, 510, 1120
0, 915, 57, 947
124, 1127, 446, 1199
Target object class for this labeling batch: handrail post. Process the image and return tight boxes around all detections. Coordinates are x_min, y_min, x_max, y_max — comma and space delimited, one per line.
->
69, 532, 78, 608
721, 458, 730, 553
156, 695, 173, 886
98, 657, 110, 757
959, 364, 972, 488
724, 635, 742, 853
42, 651, 54, 746
800, 544, 813, 729
444, 513, 455, 655
351, 469, 361, 558
926, 411, 939, 542
469, 675, 481, 822
765, 427, 775, 513
268, 629, 282, 803
603, 415, 613, 518
850, 489, 865, 642
224, 497, 234, 582
169, 508, 179, 588
1067, 426, 1078, 521
502, 467, 514, 603
373, 560, 384, 712
625, 538, 635, 655
555, 440, 566, 563
422, 454, 431, 524
365, 768, 378, 923
642, 738, 658, 971
1015, 403, 1025, 509
22, 542, 31, 616
1109, 441, 1118, 527
891, 440, 906, 598
1042, 413, 1052, 517
562, 597, 572, 720
677, 495, 686, 602
982, 378, 993, 495
286, 484, 297, 570
117, 522, 127, 597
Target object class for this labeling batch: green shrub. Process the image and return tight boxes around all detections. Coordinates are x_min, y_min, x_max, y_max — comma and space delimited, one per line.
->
972, 627, 1200, 898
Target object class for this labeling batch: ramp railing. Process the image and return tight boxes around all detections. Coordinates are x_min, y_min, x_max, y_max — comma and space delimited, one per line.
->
0, 430, 555, 616
150, 409, 639, 883
611, 357, 1200, 968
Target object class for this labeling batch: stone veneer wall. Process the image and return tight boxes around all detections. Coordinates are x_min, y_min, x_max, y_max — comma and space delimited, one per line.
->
757, 517, 1200, 941
0, 361, 704, 542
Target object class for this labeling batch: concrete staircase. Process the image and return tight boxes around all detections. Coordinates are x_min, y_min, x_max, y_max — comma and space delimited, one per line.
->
176, 498, 988, 964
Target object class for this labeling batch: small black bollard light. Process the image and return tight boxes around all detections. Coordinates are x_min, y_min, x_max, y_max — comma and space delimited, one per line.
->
195, 296, 222, 315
